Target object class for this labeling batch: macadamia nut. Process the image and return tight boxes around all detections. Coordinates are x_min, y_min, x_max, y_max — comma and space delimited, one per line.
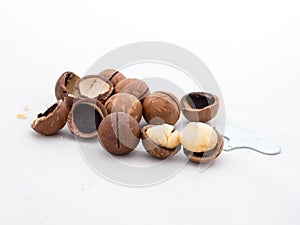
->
145, 124, 180, 149
180, 122, 218, 152
75, 75, 113, 103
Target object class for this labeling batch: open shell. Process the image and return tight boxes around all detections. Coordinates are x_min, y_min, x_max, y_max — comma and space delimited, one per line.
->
67, 99, 107, 138
31, 100, 68, 135
183, 133, 224, 163
75, 75, 113, 103
181, 92, 219, 122
55, 71, 80, 111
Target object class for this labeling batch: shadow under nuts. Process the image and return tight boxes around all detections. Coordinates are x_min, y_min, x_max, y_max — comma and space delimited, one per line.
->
143, 91, 180, 125
115, 78, 150, 100
181, 92, 219, 122
105, 93, 143, 122
31, 100, 68, 136
98, 112, 140, 155
180, 122, 223, 163
98, 69, 126, 87
141, 124, 181, 159
75, 75, 113, 103
68, 99, 108, 138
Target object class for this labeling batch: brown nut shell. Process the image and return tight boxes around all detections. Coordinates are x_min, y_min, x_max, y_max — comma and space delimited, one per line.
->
31, 100, 68, 135
114, 78, 150, 100
105, 93, 143, 122
75, 75, 113, 103
143, 91, 180, 125
63, 95, 76, 112
67, 99, 108, 138
55, 71, 80, 110
98, 69, 126, 87
183, 133, 224, 163
141, 125, 181, 159
98, 112, 140, 155
181, 92, 219, 122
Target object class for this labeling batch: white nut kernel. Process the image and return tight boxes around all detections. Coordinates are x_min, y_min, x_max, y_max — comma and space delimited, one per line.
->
79, 77, 110, 98
180, 122, 217, 152
145, 124, 180, 149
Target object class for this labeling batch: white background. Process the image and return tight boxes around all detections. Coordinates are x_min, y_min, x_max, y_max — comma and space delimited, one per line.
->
0, 0, 299, 224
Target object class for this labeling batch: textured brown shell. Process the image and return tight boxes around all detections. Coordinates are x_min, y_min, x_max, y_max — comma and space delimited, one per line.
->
31, 100, 68, 136
63, 95, 76, 112
105, 93, 143, 122
114, 78, 150, 100
55, 71, 80, 111
143, 91, 180, 125
75, 75, 114, 103
67, 98, 108, 138
98, 69, 126, 87
181, 92, 219, 122
98, 112, 140, 155
183, 132, 224, 163
141, 125, 181, 159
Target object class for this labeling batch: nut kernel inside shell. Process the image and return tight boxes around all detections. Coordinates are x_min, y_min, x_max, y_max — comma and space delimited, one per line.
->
78, 77, 111, 98
183, 133, 224, 163
145, 124, 180, 149
180, 122, 218, 153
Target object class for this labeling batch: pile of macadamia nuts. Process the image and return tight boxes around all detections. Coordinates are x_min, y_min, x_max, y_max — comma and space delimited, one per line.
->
31, 70, 224, 164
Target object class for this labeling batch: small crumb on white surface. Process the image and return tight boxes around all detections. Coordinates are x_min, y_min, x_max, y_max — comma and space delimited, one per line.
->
23, 105, 29, 111
16, 113, 27, 119
55, 135, 65, 139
